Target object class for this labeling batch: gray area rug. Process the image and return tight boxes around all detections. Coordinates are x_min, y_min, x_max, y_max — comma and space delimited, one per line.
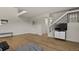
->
16, 43, 44, 51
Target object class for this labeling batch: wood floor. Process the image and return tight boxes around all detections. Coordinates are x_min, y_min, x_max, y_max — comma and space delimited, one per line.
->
0, 33, 79, 51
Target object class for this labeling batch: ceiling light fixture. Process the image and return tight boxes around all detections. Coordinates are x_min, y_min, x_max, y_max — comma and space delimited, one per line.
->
17, 10, 28, 16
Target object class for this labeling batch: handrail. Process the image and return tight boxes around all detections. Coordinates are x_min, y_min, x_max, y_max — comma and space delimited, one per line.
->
49, 9, 79, 28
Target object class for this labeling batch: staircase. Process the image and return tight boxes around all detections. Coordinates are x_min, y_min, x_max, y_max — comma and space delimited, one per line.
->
48, 9, 79, 40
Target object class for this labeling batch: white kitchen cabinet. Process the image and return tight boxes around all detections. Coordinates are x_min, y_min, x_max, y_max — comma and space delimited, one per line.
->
55, 31, 65, 40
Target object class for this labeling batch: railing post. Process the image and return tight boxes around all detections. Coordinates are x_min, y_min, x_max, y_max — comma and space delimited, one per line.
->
67, 13, 69, 23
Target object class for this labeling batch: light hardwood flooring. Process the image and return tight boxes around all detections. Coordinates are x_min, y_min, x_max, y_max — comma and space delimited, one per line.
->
0, 33, 79, 51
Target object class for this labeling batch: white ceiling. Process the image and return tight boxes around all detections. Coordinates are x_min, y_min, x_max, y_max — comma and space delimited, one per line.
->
17, 7, 74, 18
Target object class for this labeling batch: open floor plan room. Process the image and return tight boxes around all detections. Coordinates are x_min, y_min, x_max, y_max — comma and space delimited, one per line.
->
0, 7, 79, 51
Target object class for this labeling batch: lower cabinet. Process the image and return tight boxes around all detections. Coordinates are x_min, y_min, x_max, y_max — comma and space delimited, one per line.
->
55, 31, 65, 40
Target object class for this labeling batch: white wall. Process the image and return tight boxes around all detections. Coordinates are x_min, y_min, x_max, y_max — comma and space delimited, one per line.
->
18, 17, 42, 35
67, 23, 79, 42
0, 7, 42, 36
